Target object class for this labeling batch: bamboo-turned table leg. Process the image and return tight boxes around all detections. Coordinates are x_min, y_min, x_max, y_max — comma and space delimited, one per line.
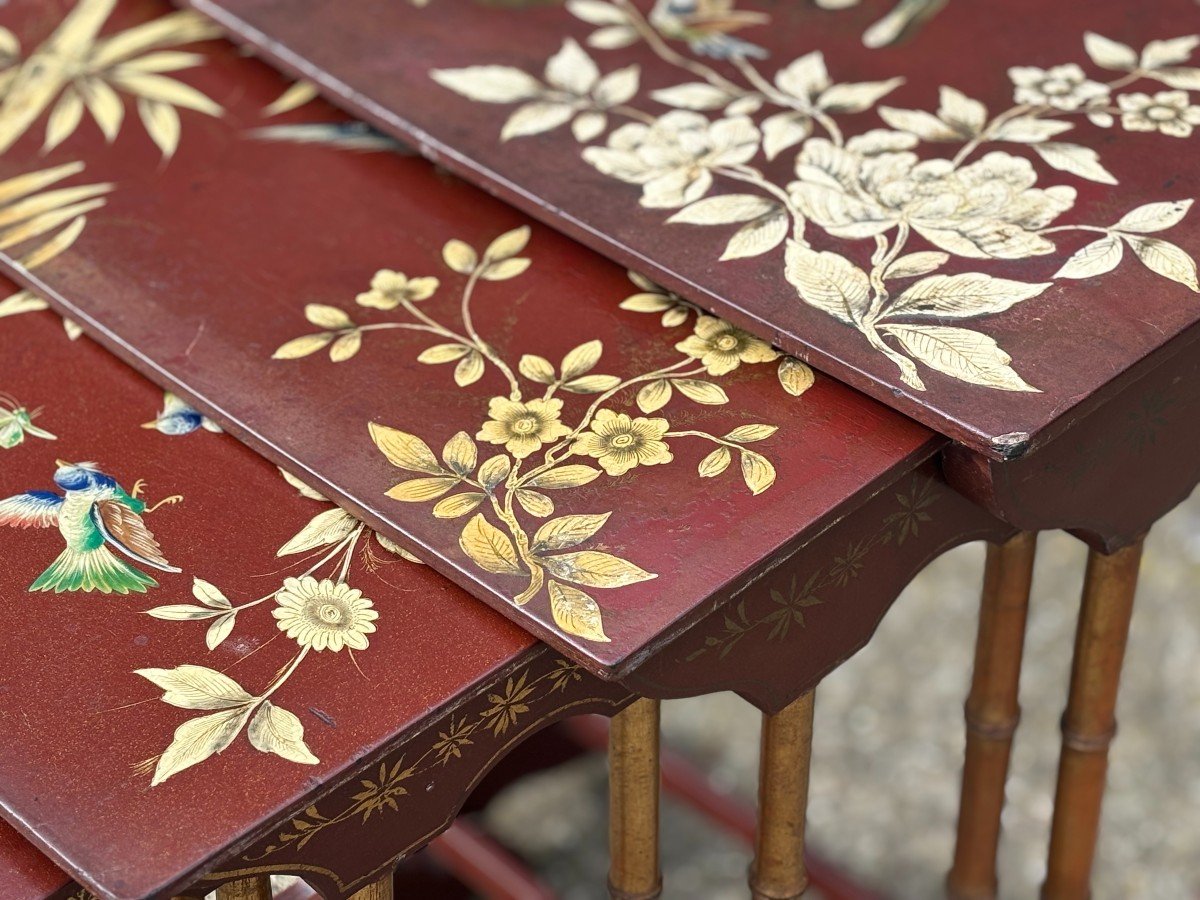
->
609, 697, 662, 900
948, 532, 1038, 900
1042, 539, 1144, 900
349, 871, 394, 900
216, 876, 272, 899
750, 690, 816, 900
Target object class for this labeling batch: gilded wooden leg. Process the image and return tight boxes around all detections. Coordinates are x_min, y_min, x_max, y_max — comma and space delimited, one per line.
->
609, 697, 662, 900
349, 871, 394, 900
216, 876, 272, 899
1042, 539, 1144, 900
947, 532, 1038, 900
750, 690, 815, 900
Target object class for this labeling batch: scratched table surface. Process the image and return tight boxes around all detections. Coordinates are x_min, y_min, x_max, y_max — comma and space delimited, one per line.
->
0, 0, 938, 679
0, 303, 585, 899
191, 0, 1200, 460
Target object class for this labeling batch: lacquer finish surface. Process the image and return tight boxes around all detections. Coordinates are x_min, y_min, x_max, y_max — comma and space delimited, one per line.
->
0, 306, 564, 899
193, 0, 1200, 459
0, 818, 73, 900
0, 0, 938, 677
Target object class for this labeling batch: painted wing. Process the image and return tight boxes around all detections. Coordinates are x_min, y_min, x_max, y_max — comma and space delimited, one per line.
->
0, 490, 62, 527
160, 392, 190, 417
90, 499, 181, 573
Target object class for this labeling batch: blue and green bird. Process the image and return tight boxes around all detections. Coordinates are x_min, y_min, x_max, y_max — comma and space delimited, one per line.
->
0, 460, 182, 594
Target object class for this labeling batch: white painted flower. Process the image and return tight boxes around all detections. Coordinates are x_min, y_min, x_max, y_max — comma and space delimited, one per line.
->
273, 577, 378, 652
582, 111, 760, 208
1117, 91, 1200, 138
432, 39, 639, 143
790, 139, 1076, 259
1008, 64, 1109, 111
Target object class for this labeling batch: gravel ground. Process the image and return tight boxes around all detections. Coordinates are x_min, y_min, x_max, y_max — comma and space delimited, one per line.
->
485, 491, 1200, 899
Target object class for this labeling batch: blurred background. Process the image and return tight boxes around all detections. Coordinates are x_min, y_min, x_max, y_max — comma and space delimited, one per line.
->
474, 490, 1200, 899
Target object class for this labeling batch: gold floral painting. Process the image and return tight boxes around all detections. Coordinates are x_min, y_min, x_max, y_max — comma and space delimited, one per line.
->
431, 1, 1200, 394
273, 224, 814, 645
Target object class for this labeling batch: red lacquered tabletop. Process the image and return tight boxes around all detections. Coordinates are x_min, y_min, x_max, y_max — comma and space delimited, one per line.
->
0, 0, 939, 679
190, 0, 1200, 460
1, 303, 617, 899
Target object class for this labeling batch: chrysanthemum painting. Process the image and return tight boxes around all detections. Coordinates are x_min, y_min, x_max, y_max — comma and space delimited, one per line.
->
273, 225, 812, 645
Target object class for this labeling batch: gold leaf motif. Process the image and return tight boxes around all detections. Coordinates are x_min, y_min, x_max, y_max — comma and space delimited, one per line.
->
277, 507, 357, 555
515, 488, 555, 517
548, 580, 611, 642
376, 533, 424, 563
636, 379, 671, 413
672, 378, 728, 405
698, 446, 731, 477
526, 464, 601, 489
454, 350, 485, 386
459, 514, 525, 576
442, 238, 478, 274
144, 604, 224, 621
740, 449, 777, 495
192, 577, 231, 609
248, 701, 320, 765
433, 492, 486, 519
478, 454, 512, 490
442, 431, 478, 476
273, 333, 332, 359
369, 423, 445, 474
419, 343, 471, 364
532, 512, 610, 554
150, 706, 252, 786
329, 330, 362, 362
385, 476, 460, 502
306, 303, 352, 329
136, 665, 254, 710
724, 424, 778, 443
262, 80, 320, 117
485, 225, 531, 261
562, 373, 621, 393
137, 98, 181, 158
278, 467, 328, 501
205, 612, 236, 650
519, 354, 556, 383
561, 339, 602, 380
540, 550, 656, 588
777, 357, 815, 396
481, 257, 532, 280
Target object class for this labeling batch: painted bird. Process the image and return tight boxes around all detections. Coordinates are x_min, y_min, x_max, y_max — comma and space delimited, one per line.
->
0, 393, 55, 449
141, 392, 222, 436
0, 460, 182, 594
649, 0, 770, 59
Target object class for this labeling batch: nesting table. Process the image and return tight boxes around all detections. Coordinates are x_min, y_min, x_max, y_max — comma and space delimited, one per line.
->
2, 0, 1199, 898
